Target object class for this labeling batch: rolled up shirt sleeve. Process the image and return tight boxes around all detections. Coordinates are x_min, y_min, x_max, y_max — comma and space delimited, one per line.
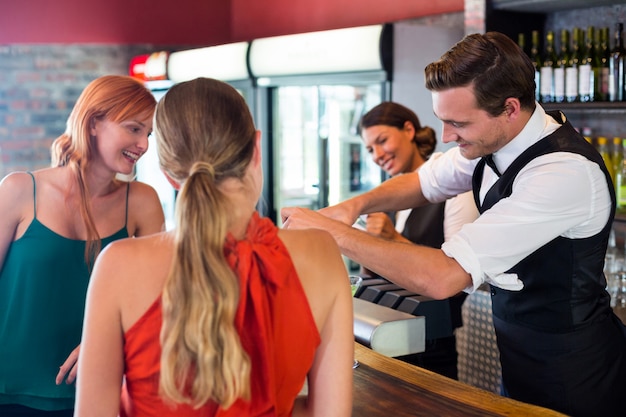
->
439, 152, 611, 293
419, 148, 477, 203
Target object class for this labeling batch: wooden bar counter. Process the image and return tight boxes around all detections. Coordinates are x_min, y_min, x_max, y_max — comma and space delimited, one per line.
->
352, 342, 567, 417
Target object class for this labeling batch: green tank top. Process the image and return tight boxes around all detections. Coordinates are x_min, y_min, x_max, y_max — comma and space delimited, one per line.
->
0, 173, 129, 411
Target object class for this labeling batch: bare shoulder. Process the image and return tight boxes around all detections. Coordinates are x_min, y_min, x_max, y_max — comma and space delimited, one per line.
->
277, 228, 350, 334
128, 180, 161, 204
97, 232, 169, 274
92, 232, 172, 318
0, 171, 36, 217
278, 228, 347, 286
93, 236, 144, 284
278, 228, 340, 262
0, 171, 34, 196
127, 180, 165, 235
89, 232, 172, 333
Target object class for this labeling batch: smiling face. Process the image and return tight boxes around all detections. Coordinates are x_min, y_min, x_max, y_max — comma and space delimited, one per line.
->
91, 111, 153, 175
433, 85, 511, 161
361, 121, 423, 176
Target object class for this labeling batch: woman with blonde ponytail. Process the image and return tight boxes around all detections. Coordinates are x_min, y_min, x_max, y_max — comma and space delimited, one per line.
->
75, 77, 354, 417
0, 75, 165, 417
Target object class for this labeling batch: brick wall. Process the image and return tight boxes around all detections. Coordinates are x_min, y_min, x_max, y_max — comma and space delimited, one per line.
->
0, 44, 163, 177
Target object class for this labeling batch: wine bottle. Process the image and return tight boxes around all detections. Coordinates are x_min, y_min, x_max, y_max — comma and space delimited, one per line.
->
566, 27, 581, 102
617, 138, 626, 208
540, 31, 557, 103
612, 137, 622, 184
554, 29, 570, 103
517, 32, 526, 55
598, 136, 615, 185
530, 30, 542, 102
609, 22, 625, 102
600, 27, 611, 101
582, 127, 593, 144
579, 26, 598, 102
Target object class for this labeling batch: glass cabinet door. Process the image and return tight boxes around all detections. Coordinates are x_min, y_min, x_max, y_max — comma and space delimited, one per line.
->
272, 83, 384, 226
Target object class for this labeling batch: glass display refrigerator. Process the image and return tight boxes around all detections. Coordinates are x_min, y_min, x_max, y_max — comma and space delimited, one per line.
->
248, 24, 393, 272
248, 24, 393, 227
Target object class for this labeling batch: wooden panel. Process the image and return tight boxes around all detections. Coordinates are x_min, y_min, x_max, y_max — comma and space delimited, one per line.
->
353, 342, 567, 416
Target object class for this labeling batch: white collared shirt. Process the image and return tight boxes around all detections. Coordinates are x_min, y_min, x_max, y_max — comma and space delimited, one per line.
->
418, 104, 612, 293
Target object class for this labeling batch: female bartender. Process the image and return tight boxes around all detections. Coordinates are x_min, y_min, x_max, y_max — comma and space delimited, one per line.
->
358, 101, 478, 379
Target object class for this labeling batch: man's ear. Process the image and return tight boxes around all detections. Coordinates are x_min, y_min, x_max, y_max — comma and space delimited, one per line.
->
504, 97, 521, 119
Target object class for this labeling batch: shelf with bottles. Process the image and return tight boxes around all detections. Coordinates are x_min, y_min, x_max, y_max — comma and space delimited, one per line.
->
531, 24, 623, 105
542, 101, 626, 113
486, 1, 626, 106
491, 0, 625, 13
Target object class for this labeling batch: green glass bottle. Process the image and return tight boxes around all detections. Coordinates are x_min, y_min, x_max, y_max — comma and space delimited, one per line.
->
566, 27, 581, 102
600, 27, 611, 101
530, 30, 542, 102
598, 136, 615, 185
617, 138, 626, 209
609, 22, 625, 102
612, 137, 622, 184
554, 29, 570, 103
517, 32, 526, 55
579, 26, 598, 102
540, 31, 557, 103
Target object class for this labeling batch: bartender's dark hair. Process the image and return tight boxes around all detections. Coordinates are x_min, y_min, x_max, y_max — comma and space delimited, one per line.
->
424, 31, 536, 117
359, 101, 437, 159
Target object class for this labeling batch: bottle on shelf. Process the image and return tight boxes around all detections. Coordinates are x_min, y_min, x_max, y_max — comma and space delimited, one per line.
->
609, 22, 625, 102
517, 32, 526, 55
612, 137, 623, 184
579, 26, 598, 102
617, 138, 626, 209
530, 30, 542, 102
566, 27, 581, 102
582, 126, 593, 144
540, 30, 557, 103
598, 136, 616, 186
554, 29, 570, 103
600, 27, 611, 101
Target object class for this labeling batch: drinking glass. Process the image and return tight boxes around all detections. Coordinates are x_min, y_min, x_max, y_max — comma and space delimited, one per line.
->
349, 275, 363, 297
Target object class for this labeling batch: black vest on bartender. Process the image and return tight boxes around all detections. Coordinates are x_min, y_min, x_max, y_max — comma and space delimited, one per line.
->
472, 110, 615, 332
471, 109, 626, 417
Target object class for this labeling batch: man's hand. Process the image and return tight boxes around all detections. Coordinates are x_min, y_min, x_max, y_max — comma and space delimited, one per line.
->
282, 199, 360, 228
281, 207, 338, 231
365, 212, 399, 241
56, 345, 80, 385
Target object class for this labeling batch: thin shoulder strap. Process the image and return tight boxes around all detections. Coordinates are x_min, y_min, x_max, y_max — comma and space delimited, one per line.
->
27, 171, 36, 219
125, 181, 130, 228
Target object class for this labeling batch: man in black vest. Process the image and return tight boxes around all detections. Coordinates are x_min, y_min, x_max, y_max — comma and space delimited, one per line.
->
282, 32, 626, 417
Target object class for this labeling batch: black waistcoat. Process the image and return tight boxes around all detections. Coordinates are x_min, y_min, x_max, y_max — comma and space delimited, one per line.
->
471, 111, 626, 415
472, 111, 615, 331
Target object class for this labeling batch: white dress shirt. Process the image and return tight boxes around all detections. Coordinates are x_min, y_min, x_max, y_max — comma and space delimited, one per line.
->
418, 104, 612, 293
